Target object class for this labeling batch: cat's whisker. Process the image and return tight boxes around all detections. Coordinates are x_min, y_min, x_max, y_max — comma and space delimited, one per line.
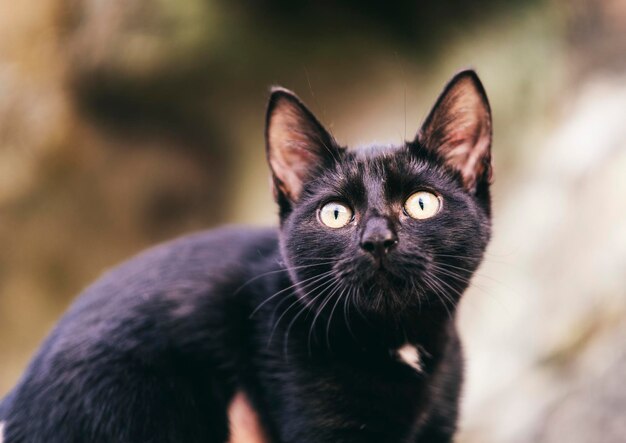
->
410, 277, 422, 313
268, 276, 336, 352
438, 248, 519, 261
311, 131, 340, 164
431, 268, 503, 302
427, 274, 469, 321
251, 272, 332, 321
268, 289, 295, 327
433, 261, 514, 293
342, 287, 357, 343
307, 281, 342, 356
432, 252, 507, 265
429, 265, 473, 285
266, 271, 333, 328
300, 256, 344, 262
325, 284, 348, 351
429, 244, 515, 259
237, 260, 336, 297
374, 289, 383, 310
282, 278, 337, 359
430, 265, 511, 310
350, 288, 369, 324
267, 274, 335, 336
427, 271, 462, 302
423, 274, 454, 319
266, 271, 335, 325
430, 269, 483, 293
433, 263, 512, 292
251, 269, 335, 319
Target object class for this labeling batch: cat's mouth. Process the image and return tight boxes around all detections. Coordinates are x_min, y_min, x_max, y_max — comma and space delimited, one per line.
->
332, 252, 425, 298
371, 256, 387, 271
366, 255, 404, 276
359, 247, 394, 271
366, 260, 405, 285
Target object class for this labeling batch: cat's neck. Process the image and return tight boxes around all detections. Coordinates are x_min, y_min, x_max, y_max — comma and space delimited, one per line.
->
336, 303, 455, 355
258, 275, 456, 363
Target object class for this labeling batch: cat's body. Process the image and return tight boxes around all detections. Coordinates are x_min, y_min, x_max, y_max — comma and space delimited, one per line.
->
1, 227, 461, 442
0, 70, 493, 443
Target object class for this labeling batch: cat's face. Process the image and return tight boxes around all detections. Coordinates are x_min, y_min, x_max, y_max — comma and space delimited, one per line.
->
266, 71, 492, 319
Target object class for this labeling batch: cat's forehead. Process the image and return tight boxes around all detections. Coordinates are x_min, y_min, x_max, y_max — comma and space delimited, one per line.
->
306, 142, 465, 205
348, 143, 403, 159
340, 143, 426, 178
309, 143, 450, 202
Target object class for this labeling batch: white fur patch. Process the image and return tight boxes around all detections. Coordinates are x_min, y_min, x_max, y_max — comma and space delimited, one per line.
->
396, 344, 423, 372
0, 421, 5, 443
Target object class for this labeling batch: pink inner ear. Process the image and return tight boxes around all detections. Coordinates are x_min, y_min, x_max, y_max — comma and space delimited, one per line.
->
420, 74, 492, 190
267, 93, 334, 202
271, 144, 318, 200
267, 103, 312, 200
442, 114, 490, 187
449, 129, 491, 189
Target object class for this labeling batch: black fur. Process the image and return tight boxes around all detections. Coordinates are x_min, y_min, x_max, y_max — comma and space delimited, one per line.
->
0, 70, 492, 442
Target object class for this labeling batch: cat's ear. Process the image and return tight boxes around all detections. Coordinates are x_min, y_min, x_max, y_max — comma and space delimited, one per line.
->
416, 70, 492, 192
265, 87, 338, 203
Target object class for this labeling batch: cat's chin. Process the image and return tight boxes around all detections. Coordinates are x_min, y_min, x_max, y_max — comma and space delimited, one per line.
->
370, 270, 397, 288
366, 262, 423, 289
358, 274, 413, 303
347, 270, 436, 318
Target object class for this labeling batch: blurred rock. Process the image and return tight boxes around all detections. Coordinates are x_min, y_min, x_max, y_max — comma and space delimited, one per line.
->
535, 334, 626, 443
458, 74, 626, 443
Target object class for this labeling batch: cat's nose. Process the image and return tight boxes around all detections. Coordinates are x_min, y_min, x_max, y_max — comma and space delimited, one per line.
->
360, 218, 398, 258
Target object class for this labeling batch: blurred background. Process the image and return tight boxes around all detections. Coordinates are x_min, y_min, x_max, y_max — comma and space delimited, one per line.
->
1, 0, 625, 441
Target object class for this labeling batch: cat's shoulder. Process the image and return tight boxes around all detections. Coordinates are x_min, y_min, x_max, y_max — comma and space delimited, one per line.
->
12, 226, 279, 378
134, 225, 279, 264
94, 225, 279, 285
50, 225, 279, 336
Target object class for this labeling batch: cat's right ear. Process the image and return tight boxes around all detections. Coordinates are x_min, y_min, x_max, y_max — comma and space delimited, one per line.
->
415, 70, 492, 193
265, 87, 339, 204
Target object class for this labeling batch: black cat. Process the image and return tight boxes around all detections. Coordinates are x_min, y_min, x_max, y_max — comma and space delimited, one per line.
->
0, 69, 493, 443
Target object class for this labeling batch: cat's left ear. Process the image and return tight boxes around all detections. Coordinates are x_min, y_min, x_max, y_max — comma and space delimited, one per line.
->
416, 70, 492, 192
265, 87, 339, 204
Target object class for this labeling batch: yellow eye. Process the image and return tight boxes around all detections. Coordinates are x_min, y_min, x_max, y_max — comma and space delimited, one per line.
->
404, 191, 441, 220
319, 202, 353, 228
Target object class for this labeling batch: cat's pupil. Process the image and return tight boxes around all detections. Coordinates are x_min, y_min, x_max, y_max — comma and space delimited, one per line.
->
334, 208, 339, 219
419, 198, 424, 210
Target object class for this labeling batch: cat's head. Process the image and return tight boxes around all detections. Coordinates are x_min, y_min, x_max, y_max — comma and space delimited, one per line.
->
266, 70, 492, 319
